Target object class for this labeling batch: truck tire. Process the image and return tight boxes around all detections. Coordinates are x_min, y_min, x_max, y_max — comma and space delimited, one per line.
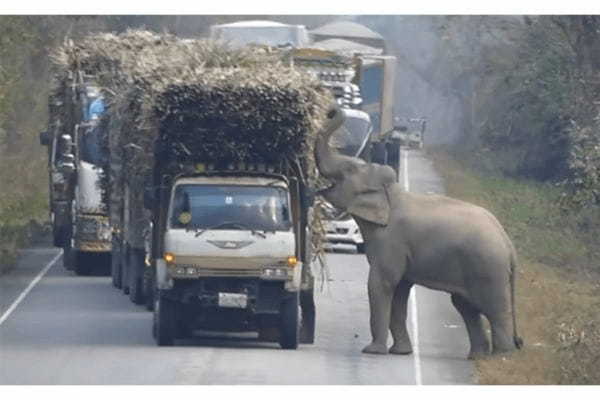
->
111, 243, 122, 289
121, 245, 130, 295
63, 242, 75, 271
372, 142, 387, 165
53, 224, 70, 248
154, 293, 176, 346
128, 249, 145, 305
143, 265, 155, 311
299, 288, 316, 344
279, 292, 300, 350
386, 143, 400, 181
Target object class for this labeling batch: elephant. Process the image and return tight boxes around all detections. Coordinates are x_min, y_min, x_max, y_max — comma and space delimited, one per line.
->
315, 105, 523, 359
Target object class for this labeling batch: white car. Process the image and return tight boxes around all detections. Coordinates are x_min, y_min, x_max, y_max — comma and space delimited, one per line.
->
322, 205, 365, 253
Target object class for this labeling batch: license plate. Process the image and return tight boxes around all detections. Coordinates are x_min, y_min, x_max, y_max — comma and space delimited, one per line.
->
218, 293, 248, 309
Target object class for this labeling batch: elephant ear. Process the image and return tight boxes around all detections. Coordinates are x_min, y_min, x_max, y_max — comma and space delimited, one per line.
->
347, 184, 391, 226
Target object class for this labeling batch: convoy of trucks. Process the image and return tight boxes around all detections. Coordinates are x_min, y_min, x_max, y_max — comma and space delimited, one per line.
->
40, 19, 426, 348
210, 20, 404, 174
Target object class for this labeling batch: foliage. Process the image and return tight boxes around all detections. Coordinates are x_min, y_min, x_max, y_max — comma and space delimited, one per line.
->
359, 16, 600, 210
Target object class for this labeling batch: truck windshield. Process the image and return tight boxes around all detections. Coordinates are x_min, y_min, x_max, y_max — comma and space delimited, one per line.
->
211, 26, 308, 48
79, 122, 106, 166
331, 115, 372, 158
170, 184, 292, 232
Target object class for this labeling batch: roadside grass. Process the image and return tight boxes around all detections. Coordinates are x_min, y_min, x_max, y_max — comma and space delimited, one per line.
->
0, 153, 49, 274
0, 131, 49, 275
429, 148, 600, 385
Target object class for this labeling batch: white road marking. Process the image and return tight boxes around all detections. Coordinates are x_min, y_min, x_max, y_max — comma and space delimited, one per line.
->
0, 250, 63, 326
401, 148, 423, 386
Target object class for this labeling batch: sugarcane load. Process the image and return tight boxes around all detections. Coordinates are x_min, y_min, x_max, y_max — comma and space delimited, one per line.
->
47, 30, 335, 348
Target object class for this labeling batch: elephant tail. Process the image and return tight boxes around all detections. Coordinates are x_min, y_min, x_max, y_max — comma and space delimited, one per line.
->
510, 251, 524, 349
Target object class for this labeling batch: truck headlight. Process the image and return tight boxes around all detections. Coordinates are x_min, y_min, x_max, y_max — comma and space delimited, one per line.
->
164, 252, 175, 263
262, 267, 291, 279
98, 221, 112, 241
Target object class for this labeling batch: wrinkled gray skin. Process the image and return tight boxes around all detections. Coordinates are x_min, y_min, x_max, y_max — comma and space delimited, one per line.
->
315, 106, 523, 359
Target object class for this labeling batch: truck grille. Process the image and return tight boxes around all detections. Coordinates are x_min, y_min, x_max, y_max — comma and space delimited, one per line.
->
175, 265, 262, 277
336, 228, 349, 234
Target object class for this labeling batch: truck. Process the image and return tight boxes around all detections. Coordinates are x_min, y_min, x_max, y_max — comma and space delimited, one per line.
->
40, 72, 111, 276
393, 117, 426, 149
145, 136, 317, 348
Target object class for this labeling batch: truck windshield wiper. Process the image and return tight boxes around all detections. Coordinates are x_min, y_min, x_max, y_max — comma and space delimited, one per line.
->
191, 221, 267, 238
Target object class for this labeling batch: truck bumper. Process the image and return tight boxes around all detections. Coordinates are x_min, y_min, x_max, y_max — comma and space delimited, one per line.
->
74, 239, 112, 252
73, 214, 112, 252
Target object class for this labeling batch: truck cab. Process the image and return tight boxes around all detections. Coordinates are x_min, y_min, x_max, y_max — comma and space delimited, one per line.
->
152, 171, 308, 349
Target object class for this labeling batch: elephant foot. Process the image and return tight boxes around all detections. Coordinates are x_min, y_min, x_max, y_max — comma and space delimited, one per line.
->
362, 342, 389, 355
491, 346, 518, 357
389, 343, 413, 355
467, 350, 489, 360
299, 326, 315, 344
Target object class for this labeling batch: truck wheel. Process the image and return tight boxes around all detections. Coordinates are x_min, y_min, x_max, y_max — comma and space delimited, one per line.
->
121, 246, 130, 295
356, 243, 366, 254
53, 224, 70, 247
143, 266, 155, 311
279, 292, 300, 350
63, 242, 75, 271
372, 142, 387, 165
299, 289, 316, 344
154, 293, 176, 346
387, 143, 400, 181
129, 249, 145, 305
111, 246, 122, 288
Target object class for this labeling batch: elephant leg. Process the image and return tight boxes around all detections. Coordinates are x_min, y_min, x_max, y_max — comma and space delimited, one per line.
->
389, 280, 413, 355
363, 266, 395, 355
475, 286, 516, 354
450, 294, 490, 359
487, 311, 517, 354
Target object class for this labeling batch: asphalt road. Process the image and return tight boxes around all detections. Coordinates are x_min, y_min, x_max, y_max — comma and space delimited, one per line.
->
0, 149, 473, 384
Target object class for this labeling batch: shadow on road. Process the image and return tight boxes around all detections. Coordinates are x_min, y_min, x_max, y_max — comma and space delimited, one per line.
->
176, 331, 283, 350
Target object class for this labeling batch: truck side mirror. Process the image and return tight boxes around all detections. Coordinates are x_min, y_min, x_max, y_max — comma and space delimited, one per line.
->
58, 154, 76, 175
39, 131, 51, 146
144, 187, 155, 210
59, 134, 74, 155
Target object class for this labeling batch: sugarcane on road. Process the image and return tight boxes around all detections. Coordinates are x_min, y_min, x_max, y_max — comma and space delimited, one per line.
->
0, 149, 473, 384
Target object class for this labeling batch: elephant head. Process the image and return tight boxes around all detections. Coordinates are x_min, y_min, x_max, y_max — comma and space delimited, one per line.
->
315, 105, 397, 226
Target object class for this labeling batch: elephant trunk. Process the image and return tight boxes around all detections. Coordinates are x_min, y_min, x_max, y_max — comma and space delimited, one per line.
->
314, 105, 345, 180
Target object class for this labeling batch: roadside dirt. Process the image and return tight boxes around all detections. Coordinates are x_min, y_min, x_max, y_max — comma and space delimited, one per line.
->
430, 149, 600, 384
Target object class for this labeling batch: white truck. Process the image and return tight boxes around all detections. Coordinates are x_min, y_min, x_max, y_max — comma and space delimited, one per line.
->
145, 138, 317, 348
